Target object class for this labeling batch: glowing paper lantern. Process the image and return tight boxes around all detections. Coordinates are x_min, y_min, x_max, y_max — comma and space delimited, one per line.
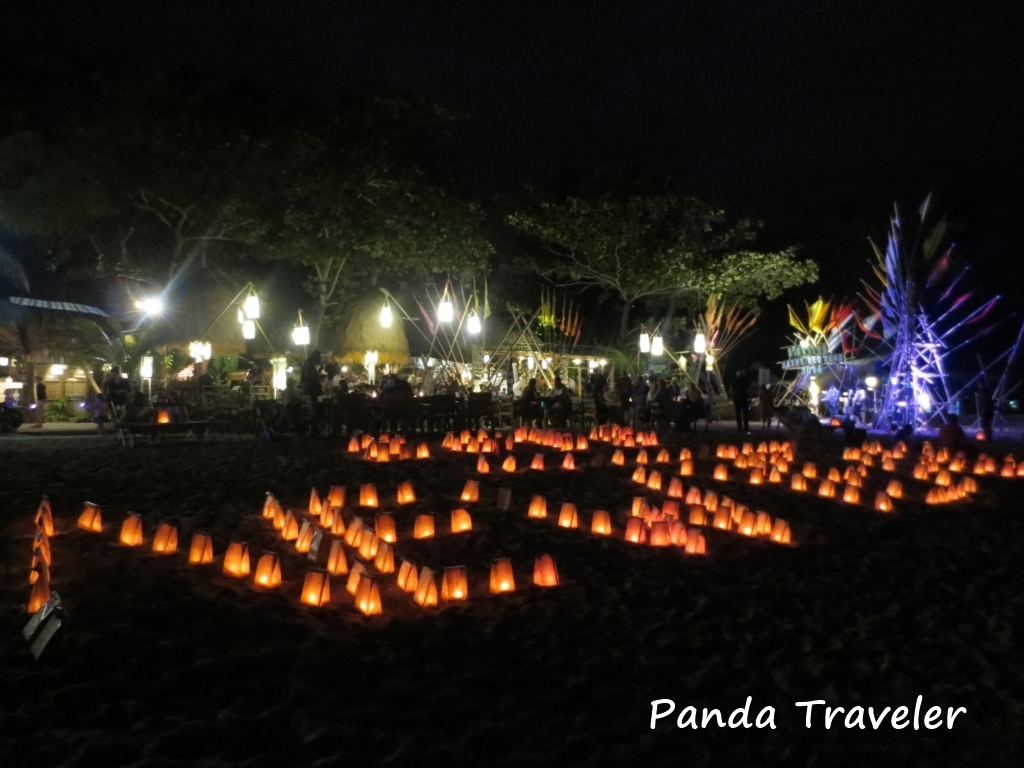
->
533, 554, 560, 587
295, 521, 314, 553
373, 541, 395, 574
591, 510, 612, 535
842, 485, 860, 504
713, 464, 728, 482
679, 459, 694, 477
528, 495, 548, 519
530, 454, 545, 471
223, 542, 251, 578
301, 570, 331, 607
611, 450, 625, 466
886, 479, 904, 498
152, 523, 178, 554
397, 559, 418, 592
460, 480, 480, 503
755, 511, 773, 536
685, 529, 706, 555
441, 566, 469, 600
502, 456, 517, 472
346, 562, 367, 595
703, 490, 719, 511
281, 512, 299, 541
308, 489, 323, 517
875, 492, 893, 512
561, 453, 576, 471
557, 503, 579, 529
416, 443, 431, 459
254, 553, 282, 588
119, 513, 144, 547
791, 474, 808, 492
749, 468, 764, 485
188, 533, 214, 565
327, 486, 346, 508
713, 510, 731, 530
326, 540, 349, 575
685, 487, 703, 505
451, 508, 473, 533
489, 558, 515, 593
649, 521, 672, 546
413, 515, 435, 539
802, 462, 818, 479
359, 484, 379, 508
688, 506, 706, 526
347, 437, 361, 453
413, 567, 438, 607
477, 455, 491, 474
358, 531, 379, 560
35, 498, 54, 538
632, 467, 647, 484
344, 516, 365, 546
27, 572, 50, 614
624, 517, 647, 544
770, 519, 792, 544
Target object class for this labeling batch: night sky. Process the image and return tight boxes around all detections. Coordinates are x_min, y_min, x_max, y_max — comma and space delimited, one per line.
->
4, 1, 1024, 316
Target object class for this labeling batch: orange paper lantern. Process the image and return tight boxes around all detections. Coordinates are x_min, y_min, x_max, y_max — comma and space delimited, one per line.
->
624, 517, 647, 544
649, 521, 672, 546
357, 530, 379, 560
120, 513, 144, 547
355, 574, 382, 616
528, 495, 548, 519
874, 492, 893, 512
591, 510, 612, 535
791, 474, 807, 492
489, 558, 515, 593
533, 554, 560, 587
152, 522, 178, 554
460, 480, 480, 503
78, 501, 103, 532
397, 558, 418, 592
188, 533, 214, 565
646, 470, 662, 491
818, 479, 836, 498
416, 442, 431, 459
886, 479, 904, 499
413, 566, 438, 607
713, 464, 728, 482
688, 506, 706, 526
802, 462, 817, 479
396, 481, 416, 505
300, 570, 331, 607
502, 456, 517, 472
27, 571, 50, 614
685, 487, 703, 505
557, 503, 578, 529
309, 489, 323, 517
561, 452, 576, 470
632, 467, 647, 484
223, 541, 251, 578
685, 529, 706, 555
374, 513, 396, 543
441, 565, 469, 600
35, 498, 54, 538
326, 540, 349, 575
373, 541, 395, 574
413, 514, 435, 539
295, 521, 314, 553
842, 484, 860, 504
451, 508, 473, 533
477, 455, 491, 474
343, 516, 365, 546
359, 484, 379, 507
281, 512, 299, 541
327, 486, 346, 508
530, 453, 545, 471
346, 562, 367, 595
611, 449, 625, 466
253, 552, 282, 588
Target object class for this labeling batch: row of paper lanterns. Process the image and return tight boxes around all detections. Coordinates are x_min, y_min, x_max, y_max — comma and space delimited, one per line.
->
26, 498, 55, 613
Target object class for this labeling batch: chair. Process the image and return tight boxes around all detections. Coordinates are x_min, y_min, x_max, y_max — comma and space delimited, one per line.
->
496, 398, 514, 429
380, 391, 420, 433
466, 392, 493, 429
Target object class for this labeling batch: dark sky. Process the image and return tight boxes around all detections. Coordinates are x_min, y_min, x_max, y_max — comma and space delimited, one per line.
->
4, 1, 1024, 301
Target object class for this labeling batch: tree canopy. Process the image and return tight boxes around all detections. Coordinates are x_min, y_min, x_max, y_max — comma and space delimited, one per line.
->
507, 189, 818, 340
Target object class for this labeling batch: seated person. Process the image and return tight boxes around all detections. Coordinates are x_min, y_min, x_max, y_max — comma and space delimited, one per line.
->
518, 378, 541, 425
937, 413, 970, 454
546, 376, 573, 427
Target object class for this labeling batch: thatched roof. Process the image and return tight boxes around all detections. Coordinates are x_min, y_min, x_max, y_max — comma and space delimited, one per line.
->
1, 296, 119, 361
337, 293, 410, 365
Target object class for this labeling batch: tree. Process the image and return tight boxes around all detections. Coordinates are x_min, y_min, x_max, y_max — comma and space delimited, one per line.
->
267, 95, 492, 346
507, 189, 818, 340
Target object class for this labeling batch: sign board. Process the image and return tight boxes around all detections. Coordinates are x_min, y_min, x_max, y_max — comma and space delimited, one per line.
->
780, 342, 846, 373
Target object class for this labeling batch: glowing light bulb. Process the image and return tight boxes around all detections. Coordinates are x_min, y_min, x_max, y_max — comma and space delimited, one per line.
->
380, 303, 393, 328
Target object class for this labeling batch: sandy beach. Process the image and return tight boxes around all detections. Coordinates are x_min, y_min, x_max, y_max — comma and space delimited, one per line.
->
2, 427, 1022, 767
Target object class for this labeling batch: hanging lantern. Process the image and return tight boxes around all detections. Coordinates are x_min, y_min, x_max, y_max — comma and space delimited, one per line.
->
359, 484, 379, 507
358, 530, 379, 561
119, 513, 144, 547
685, 529, 707, 555
713, 464, 728, 482
292, 317, 310, 347
886, 479, 904, 499
528, 495, 548, 519
438, 297, 454, 323
611, 449, 625, 466
188, 533, 214, 565
591, 510, 612, 535
802, 462, 818, 479
413, 515, 435, 539
295, 521, 315, 554
413, 567, 438, 607
346, 562, 367, 595
451, 508, 473, 533
223, 542, 251, 578
76, 501, 101, 532
489, 558, 515, 593
502, 456, 517, 473
530, 454, 545, 471
253, 553, 282, 588
818, 479, 836, 498
326, 540, 349, 575
373, 541, 395, 574
397, 559, 418, 593
533, 555, 560, 587
379, 301, 393, 329
639, 332, 651, 353
791, 474, 808, 492
281, 512, 299, 541
557, 503, 579, 529
770, 519, 792, 544
624, 517, 647, 544
460, 480, 480, 503
300, 570, 331, 607
152, 523, 178, 554
477, 455, 491, 474
441, 566, 469, 600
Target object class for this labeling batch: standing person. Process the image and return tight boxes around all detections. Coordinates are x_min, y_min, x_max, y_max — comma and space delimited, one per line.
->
633, 375, 649, 426
759, 384, 774, 431
615, 372, 632, 424
300, 350, 323, 397
731, 369, 750, 433
32, 375, 47, 428
589, 366, 609, 424
976, 382, 995, 442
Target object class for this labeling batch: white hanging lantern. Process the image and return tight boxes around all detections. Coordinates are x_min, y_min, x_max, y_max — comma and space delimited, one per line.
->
140, 356, 154, 379
466, 311, 481, 334
237, 308, 245, 324
244, 293, 260, 320
242, 319, 256, 340
526, 356, 535, 371
693, 332, 707, 354
292, 323, 310, 346
380, 302, 393, 329
639, 332, 651, 353
651, 335, 664, 356
438, 298, 454, 323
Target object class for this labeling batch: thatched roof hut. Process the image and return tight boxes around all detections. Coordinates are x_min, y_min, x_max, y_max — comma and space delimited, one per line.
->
0, 297, 119, 362
337, 293, 410, 366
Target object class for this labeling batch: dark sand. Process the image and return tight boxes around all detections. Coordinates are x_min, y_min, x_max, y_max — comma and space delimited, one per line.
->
2, 430, 1022, 767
